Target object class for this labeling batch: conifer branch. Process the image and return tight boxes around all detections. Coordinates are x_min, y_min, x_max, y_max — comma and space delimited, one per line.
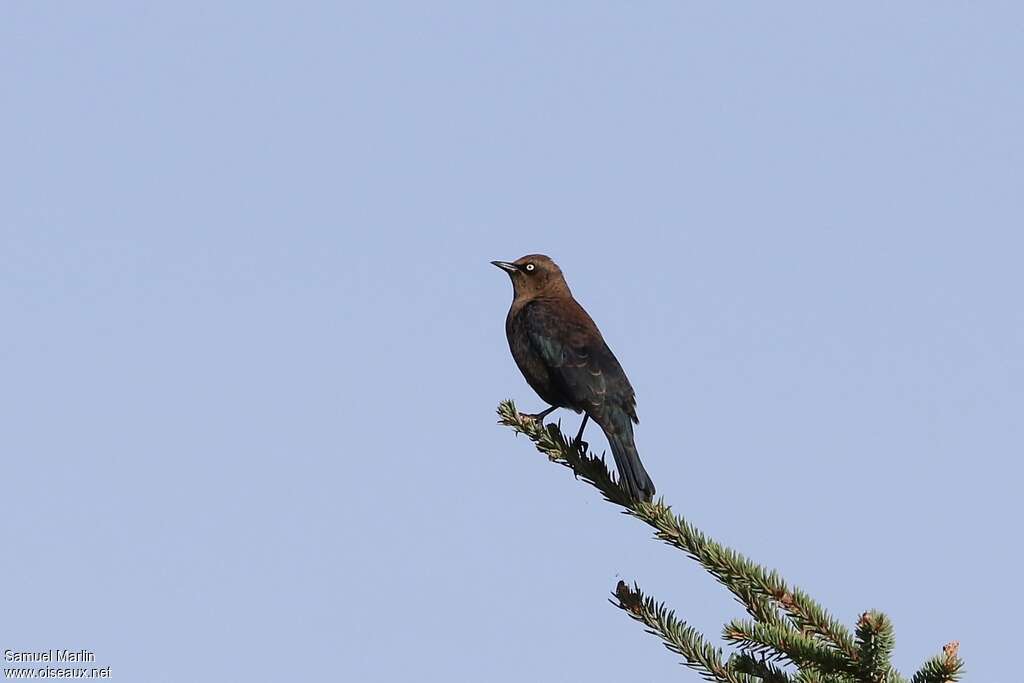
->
612, 581, 755, 683
728, 652, 794, 683
909, 642, 963, 683
779, 589, 858, 660
853, 611, 900, 683
496, 399, 964, 683
722, 619, 852, 677
497, 400, 849, 648
795, 671, 855, 683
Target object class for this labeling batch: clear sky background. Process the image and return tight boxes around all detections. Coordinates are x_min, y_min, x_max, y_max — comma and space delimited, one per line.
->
2, 3, 1021, 682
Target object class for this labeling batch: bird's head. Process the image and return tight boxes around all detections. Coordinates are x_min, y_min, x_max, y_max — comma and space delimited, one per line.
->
491, 254, 571, 299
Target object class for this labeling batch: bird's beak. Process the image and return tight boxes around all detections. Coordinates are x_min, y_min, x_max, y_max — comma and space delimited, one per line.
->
490, 261, 519, 274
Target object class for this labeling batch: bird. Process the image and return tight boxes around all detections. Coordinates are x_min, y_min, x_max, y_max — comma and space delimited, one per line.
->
492, 254, 656, 501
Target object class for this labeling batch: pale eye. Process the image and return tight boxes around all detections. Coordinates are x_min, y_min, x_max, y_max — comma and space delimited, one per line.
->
525, 263, 535, 272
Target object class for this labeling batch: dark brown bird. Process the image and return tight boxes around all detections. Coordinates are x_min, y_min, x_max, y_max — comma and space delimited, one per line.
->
492, 254, 655, 501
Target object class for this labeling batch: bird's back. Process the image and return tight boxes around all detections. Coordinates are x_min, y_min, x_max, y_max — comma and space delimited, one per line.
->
508, 295, 637, 426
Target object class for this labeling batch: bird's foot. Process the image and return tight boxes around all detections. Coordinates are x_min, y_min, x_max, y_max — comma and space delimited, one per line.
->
522, 406, 557, 428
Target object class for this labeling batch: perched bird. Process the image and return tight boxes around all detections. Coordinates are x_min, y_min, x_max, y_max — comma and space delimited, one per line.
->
492, 254, 655, 501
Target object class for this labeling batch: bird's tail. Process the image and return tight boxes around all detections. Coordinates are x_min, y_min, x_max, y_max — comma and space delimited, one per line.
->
604, 424, 655, 502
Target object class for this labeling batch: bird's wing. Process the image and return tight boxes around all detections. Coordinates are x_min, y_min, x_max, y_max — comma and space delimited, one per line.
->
521, 298, 636, 423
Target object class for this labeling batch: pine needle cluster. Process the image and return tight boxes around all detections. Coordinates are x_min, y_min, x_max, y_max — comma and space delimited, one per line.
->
497, 400, 963, 683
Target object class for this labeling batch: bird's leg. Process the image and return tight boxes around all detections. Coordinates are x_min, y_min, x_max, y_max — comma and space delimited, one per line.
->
572, 414, 589, 452
523, 405, 557, 427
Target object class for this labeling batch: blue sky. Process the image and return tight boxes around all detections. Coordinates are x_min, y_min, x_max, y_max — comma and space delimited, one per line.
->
2, 3, 1021, 681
